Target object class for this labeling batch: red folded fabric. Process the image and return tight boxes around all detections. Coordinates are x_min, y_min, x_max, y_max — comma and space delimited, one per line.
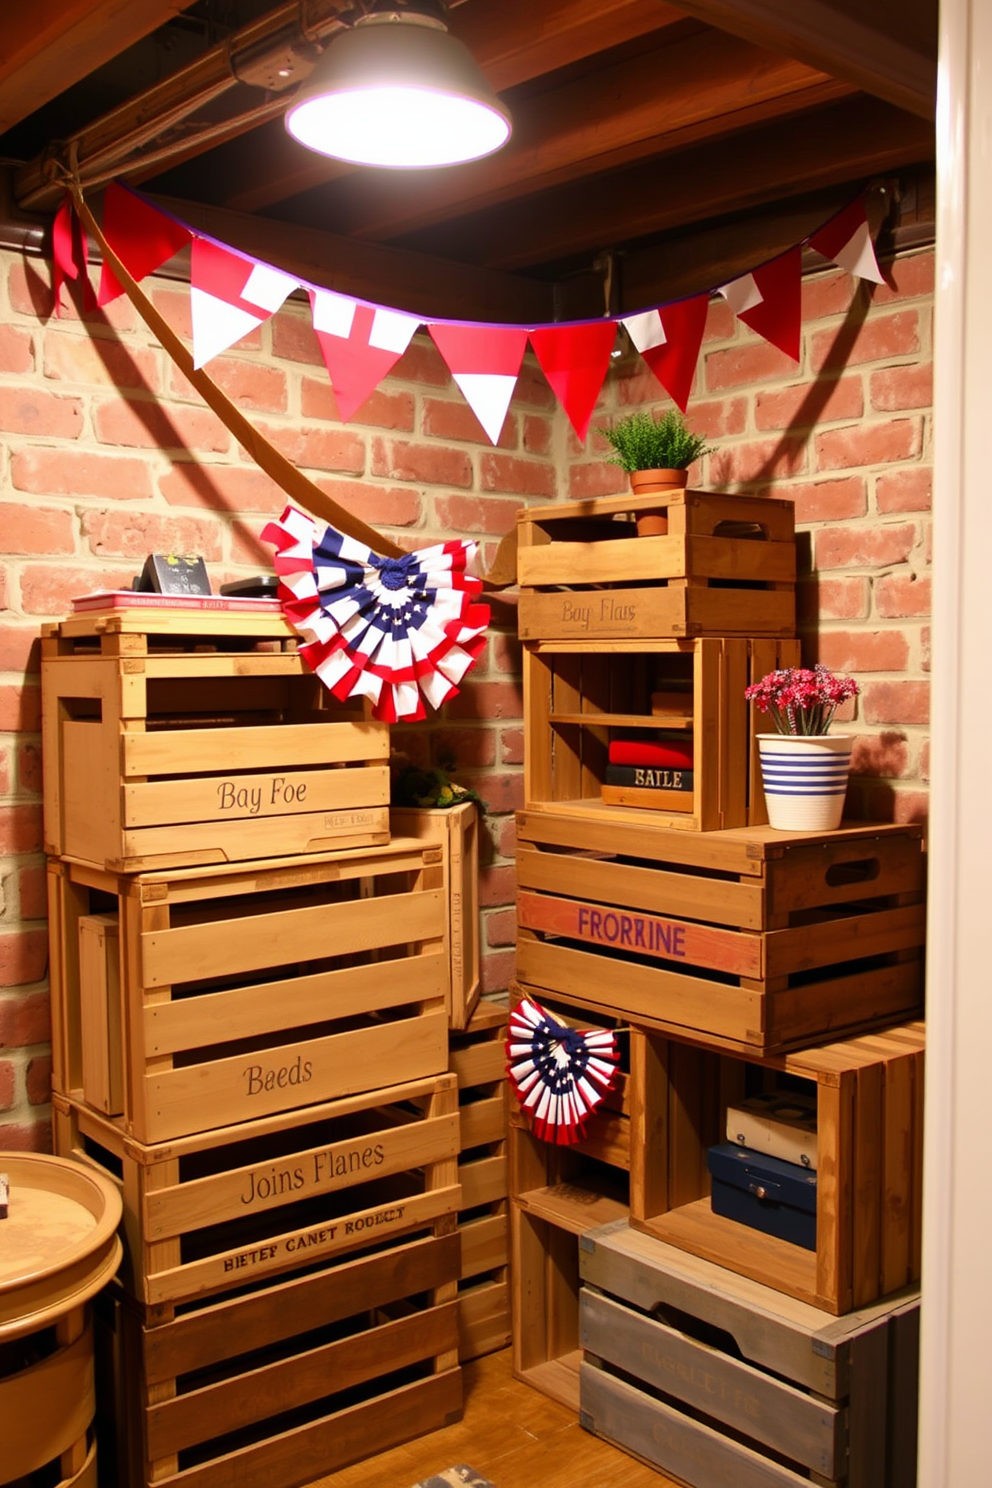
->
609, 737, 694, 769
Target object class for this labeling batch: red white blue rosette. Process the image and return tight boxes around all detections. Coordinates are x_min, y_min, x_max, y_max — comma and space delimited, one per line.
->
262, 505, 490, 722
506, 996, 620, 1146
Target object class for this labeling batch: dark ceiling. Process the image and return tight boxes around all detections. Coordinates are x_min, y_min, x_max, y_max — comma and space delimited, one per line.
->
0, 0, 937, 324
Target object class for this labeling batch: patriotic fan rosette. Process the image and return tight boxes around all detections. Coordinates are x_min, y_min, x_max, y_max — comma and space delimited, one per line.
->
507, 997, 620, 1146
262, 505, 490, 722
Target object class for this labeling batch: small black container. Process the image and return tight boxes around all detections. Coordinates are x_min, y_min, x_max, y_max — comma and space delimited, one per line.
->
707, 1142, 817, 1251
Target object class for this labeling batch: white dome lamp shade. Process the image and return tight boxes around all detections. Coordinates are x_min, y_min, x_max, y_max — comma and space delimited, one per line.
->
284, 4, 512, 170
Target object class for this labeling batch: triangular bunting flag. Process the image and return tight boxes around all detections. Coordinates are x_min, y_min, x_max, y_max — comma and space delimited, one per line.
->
428, 322, 529, 444
310, 290, 420, 422
529, 320, 618, 441
98, 182, 192, 307
722, 246, 802, 361
624, 293, 710, 413
190, 238, 298, 368
53, 198, 97, 317
809, 197, 884, 285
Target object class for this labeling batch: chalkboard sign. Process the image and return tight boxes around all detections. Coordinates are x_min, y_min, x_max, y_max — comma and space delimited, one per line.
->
138, 553, 212, 596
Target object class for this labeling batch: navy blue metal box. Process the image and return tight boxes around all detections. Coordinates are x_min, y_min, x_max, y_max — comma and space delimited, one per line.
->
707, 1142, 817, 1251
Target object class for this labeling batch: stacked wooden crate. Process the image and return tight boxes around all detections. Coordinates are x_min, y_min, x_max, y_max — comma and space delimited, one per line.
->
510, 488, 926, 1485
42, 605, 469, 1488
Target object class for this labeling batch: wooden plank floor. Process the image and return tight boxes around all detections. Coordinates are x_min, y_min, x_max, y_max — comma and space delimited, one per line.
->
310, 1348, 676, 1488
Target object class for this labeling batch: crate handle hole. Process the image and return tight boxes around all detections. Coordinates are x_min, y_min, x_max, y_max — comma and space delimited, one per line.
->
825, 857, 881, 887
712, 520, 768, 542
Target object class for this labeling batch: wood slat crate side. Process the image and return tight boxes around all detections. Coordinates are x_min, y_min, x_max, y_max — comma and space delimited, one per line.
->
122, 763, 391, 828
457, 1277, 511, 1361
516, 533, 796, 590
122, 719, 388, 775
517, 587, 796, 642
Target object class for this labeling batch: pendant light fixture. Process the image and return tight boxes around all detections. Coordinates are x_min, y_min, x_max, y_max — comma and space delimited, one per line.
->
285, 0, 512, 170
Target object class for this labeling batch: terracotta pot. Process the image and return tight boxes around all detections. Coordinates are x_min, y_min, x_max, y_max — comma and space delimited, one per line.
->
630, 468, 688, 535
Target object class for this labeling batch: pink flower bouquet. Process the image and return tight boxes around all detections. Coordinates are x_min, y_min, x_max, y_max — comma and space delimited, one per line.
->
745, 664, 859, 736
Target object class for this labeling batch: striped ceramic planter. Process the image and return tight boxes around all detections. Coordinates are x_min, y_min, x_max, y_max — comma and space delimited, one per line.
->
757, 733, 853, 831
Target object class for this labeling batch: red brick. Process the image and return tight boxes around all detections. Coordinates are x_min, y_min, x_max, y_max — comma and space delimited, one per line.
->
810, 311, 921, 375
434, 494, 522, 536
392, 337, 452, 387
876, 574, 931, 617
709, 436, 807, 486
0, 1061, 15, 1110
876, 466, 931, 512
19, 563, 134, 616
814, 629, 909, 672
921, 626, 930, 673
485, 907, 516, 949
514, 358, 558, 409
615, 364, 680, 410
814, 523, 916, 570
0, 629, 40, 675
501, 728, 524, 765
790, 476, 867, 524
797, 576, 869, 623
850, 732, 910, 779
874, 251, 934, 304
159, 461, 287, 515
0, 1119, 52, 1152
681, 397, 748, 441
463, 771, 523, 814
815, 419, 921, 472
26, 1053, 52, 1106
0, 386, 83, 438
705, 340, 798, 391
0, 749, 9, 795
479, 863, 516, 908
229, 521, 282, 570
703, 297, 736, 341
523, 415, 553, 455
171, 357, 287, 413
0, 325, 34, 374
0, 804, 43, 852
0, 990, 51, 1047
568, 461, 626, 499
479, 453, 559, 499
429, 728, 496, 769
81, 509, 222, 562
0, 687, 41, 734
865, 786, 929, 826
17, 744, 42, 796
0, 569, 8, 609
0, 929, 48, 988
16, 866, 47, 922
0, 503, 75, 556
94, 396, 230, 454
870, 364, 933, 412
301, 378, 415, 431
11, 447, 154, 502
494, 814, 517, 858
920, 740, 930, 781
44, 329, 160, 391
253, 422, 366, 475
444, 680, 522, 722
422, 397, 517, 447
756, 376, 863, 432
801, 270, 858, 321
490, 632, 522, 675
861, 680, 930, 725
481, 948, 515, 995
314, 477, 422, 528
370, 439, 471, 488
270, 312, 322, 365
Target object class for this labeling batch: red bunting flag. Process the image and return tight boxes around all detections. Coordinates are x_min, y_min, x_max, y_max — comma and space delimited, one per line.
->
52, 198, 96, 317
310, 289, 420, 422
529, 320, 618, 441
190, 238, 298, 367
809, 197, 884, 284
623, 293, 710, 412
721, 246, 802, 361
429, 322, 529, 444
98, 182, 191, 306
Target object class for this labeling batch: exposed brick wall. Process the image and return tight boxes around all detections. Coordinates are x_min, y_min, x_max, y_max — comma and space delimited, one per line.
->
0, 241, 933, 1148
570, 247, 933, 826
0, 249, 560, 1147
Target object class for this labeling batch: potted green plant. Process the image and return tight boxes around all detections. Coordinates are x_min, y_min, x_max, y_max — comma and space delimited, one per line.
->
601, 408, 713, 534
745, 664, 860, 831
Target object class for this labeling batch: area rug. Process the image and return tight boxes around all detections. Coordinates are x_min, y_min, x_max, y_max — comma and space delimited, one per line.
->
409, 1470, 495, 1488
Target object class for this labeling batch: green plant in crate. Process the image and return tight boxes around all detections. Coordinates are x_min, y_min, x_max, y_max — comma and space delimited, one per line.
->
601, 407, 713, 473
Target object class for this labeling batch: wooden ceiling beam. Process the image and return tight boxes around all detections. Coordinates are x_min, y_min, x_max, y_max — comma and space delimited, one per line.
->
664, 0, 936, 119
316, 31, 852, 245
0, 1, 200, 135
145, 192, 554, 325
409, 95, 933, 278
219, 0, 683, 213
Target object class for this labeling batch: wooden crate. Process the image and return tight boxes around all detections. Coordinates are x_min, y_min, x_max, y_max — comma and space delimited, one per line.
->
516, 488, 796, 639
52, 1073, 461, 1309
515, 817, 926, 1054
580, 1221, 919, 1488
47, 839, 449, 1143
392, 802, 482, 1029
448, 1001, 510, 1361
41, 608, 390, 873
626, 1022, 925, 1315
96, 1229, 462, 1488
524, 636, 799, 832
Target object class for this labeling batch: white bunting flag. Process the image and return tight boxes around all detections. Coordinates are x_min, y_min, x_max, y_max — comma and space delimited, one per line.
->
429, 322, 530, 444
190, 238, 298, 368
